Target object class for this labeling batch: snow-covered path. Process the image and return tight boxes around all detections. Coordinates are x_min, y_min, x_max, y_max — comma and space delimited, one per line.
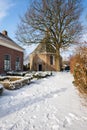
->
0, 72, 87, 130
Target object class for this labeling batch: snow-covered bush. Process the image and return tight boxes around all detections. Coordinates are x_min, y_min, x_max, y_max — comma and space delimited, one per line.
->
7, 71, 27, 76
1, 77, 31, 90
70, 47, 87, 94
33, 71, 52, 79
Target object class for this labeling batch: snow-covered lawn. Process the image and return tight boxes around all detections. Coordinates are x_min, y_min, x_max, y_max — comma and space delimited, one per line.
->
0, 72, 87, 130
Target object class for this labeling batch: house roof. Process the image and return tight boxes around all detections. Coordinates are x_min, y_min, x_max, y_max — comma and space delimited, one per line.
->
32, 37, 56, 54
0, 32, 24, 52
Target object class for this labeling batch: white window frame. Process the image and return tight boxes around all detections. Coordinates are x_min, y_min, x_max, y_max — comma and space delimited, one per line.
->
15, 57, 20, 71
4, 55, 11, 71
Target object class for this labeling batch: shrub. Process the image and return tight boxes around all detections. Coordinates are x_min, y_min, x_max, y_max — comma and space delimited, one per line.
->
2, 82, 11, 90
2, 77, 31, 90
70, 55, 77, 73
70, 47, 87, 94
9, 77, 21, 81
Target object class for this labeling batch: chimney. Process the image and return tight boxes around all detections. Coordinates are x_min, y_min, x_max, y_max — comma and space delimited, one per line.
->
2, 30, 8, 36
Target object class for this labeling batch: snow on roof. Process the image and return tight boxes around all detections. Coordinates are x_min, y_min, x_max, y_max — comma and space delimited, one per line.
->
0, 32, 24, 52
32, 37, 56, 54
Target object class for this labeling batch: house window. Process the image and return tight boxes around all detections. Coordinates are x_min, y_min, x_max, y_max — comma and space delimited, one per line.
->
50, 55, 55, 65
15, 57, 20, 71
4, 55, 11, 71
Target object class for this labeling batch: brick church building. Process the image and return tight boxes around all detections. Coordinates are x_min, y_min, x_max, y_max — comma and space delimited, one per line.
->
0, 30, 24, 74
30, 37, 62, 71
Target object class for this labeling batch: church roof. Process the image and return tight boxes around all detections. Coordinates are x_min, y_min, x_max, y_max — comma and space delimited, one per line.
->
32, 37, 56, 54
0, 31, 24, 52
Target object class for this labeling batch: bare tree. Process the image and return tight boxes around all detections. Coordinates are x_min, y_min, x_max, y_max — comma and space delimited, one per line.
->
16, 0, 83, 71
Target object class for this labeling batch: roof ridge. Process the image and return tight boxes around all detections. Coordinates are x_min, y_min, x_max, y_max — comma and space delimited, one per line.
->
32, 37, 56, 54
0, 32, 24, 51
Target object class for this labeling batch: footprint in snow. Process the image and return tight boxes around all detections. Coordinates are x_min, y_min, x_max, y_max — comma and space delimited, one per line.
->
63, 113, 79, 128
53, 94, 58, 98
63, 116, 71, 128
69, 113, 79, 120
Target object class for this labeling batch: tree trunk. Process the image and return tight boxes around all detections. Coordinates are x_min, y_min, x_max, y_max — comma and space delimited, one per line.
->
55, 44, 61, 71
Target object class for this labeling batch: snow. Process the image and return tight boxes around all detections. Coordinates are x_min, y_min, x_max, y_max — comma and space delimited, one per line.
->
0, 72, 87, 130
0, 84, 3, 89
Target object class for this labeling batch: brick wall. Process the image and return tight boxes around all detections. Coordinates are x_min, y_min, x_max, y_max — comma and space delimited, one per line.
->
0, 45, 23, 74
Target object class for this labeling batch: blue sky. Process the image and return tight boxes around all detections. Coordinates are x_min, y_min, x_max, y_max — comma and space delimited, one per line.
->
0, 0, 32, 41
0, 0, 87, 43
